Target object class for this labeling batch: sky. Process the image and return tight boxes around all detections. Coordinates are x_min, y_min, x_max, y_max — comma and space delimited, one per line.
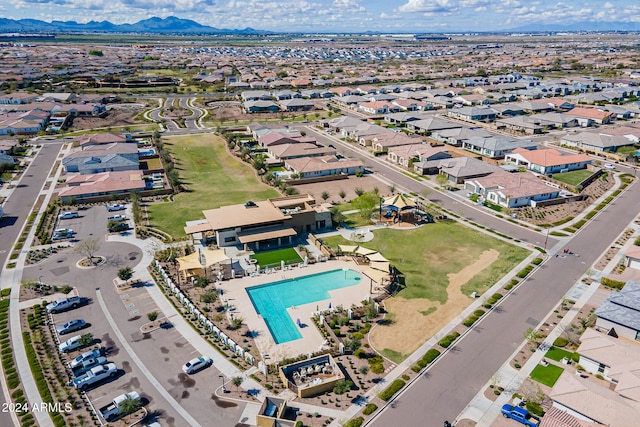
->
3, 0, 640, 32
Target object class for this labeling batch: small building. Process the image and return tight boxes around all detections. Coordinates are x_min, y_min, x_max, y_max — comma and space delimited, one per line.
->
285, 155, 364, 178
279, 354, 345, 398
244, 100, 280, 113
433, 157, 500, 183
447, 106, 498, 121
462, 136, 537, 159
58, 170, 146, 202
505, 147, 592, 175
255, 397, 297, 427
464, 170, 560, 208
561, 132, 636, 152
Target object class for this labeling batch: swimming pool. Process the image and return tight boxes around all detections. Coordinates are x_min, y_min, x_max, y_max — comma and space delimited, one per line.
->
246, 269, 362, 344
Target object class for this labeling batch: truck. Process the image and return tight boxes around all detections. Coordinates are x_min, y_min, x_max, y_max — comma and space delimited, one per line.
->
46, 296, 82, 313
71, 356, 107, 376
98, 391, 141, 422
72, 362, 117, 390
69, 349, 101, 370
501, 404, 541, 426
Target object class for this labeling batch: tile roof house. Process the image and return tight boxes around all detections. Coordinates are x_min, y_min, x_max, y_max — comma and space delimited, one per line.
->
538, 405, 599, 427
595, 280, 640, 341
532, 112, 579, 129
433, 157, 500, 183
495, 116, 544, 135
358, 101, 399, 115
464, 169, 560, 208
462, 136, 537, 159
243, 100, 280, 113
284, 155, 364, 178
62, 143, 139, 175
268, 143, 335, 161
431, 126, 493, 147
624, 246, 640, 270
58, 170, 146, 202
560, 132, 635, 152
565, 107, 614, 125
447, 106, 498, 121
387, 144, 452, 167
365, 132, 422, 151
405, 117, 462, 134
505, 147, 592, 175
76, 132, 132, 148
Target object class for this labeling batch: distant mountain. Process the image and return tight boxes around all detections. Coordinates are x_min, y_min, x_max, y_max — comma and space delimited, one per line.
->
0, 16, 268, 35
509, 21, 640, 33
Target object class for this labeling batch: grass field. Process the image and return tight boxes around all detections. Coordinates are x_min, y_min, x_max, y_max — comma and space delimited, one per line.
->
324, 222, 529, 303
530, 363, 564, 387
250, 248, 303, 268
147, 134, 279, 238
544, 346, 573, 362
551, 169, 593, 186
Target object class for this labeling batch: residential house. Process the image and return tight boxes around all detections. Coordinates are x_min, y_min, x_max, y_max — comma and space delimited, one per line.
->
491, 103, 526, 117
329, 87, 354, 97
387, 144, 452, 168
279, 98, 316, 112
183, 194, 332, 250
0, 110, 48, 135
625, 246, 640, 270
268, 143, 335, 161
406, 117, 462, 134
301, 89, 333, 99
453, 94, 491, 106
432, 127, 492, 147
324, 116, 365, 133
359, 101, 399, 115
531, 112, 579, 129
464, 170, 560, 208
383, 112, 429, 126
62, 143, 139, 174
392, 98, 429, 111
58, 170, 146, 202
243, 100, 280, 113
462, 136, 537, 159
575, 328, 640, 383
427, 157, 500, 183
0, 92, 39, 104
565, 107, 614, 125
367, 132, 422, 151
561, 132, 635, 152
532, 98, 575, 111
284, 155, 364, 178
241, 90, 272, 102
505, 148, 592, 174
259, 132, 314, 148
495, 116, 544, 135
447, 106, 498, 121
334, 95, 368, 106
595, 280, 640, 341
76, 132, 132, 148
273, 90, 301, 101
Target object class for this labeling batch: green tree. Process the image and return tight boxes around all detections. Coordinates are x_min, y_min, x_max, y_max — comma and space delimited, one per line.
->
524, 327, 542, 346
78, 333, 94, 347
200, 290, 217, 305
194, 276, 210, 288
118, 267, 133, 282
333, 379, 353, 394
339, 190, 346, 200
231, 376, 243, 391
229, 317, 244, 330
147, 311, 158, 322
436, 173, 449, 188
74, 238, 101, 265
118, 395, 141, 416
321, 191, 330, 201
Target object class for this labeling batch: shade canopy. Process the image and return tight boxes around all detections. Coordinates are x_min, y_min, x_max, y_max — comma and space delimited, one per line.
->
367, 252, 388, 262
201, 249, 229, 267
338, 244, 359, 254
370, 261, 391, 273
355, 246, 378, 256
383, 194, 417, 210
363, 267, 389, 285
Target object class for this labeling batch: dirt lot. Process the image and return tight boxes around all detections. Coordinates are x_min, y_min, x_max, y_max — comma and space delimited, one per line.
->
69, 105, 145, 131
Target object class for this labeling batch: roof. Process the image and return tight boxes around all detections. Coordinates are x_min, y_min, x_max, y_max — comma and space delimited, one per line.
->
409, 117, 462, 131
58, 171, 145, 197
509, 147, 591, 167
566, 107, 613, 120
595, 281, 640, 332
202, 200, 290, 231
438, 157, 500, 178
237, 227, 297, 244
285, 156, 363, 173
465, 136, 537, 152
562, 132, 634, 149
469, 170, 557, 199
540, 406, 600, 427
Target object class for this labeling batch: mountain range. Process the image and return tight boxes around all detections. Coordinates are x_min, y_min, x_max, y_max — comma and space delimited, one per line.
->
0, 16, 268, 35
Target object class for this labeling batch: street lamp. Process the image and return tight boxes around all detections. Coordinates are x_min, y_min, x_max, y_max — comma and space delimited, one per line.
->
219, 374, 227, 393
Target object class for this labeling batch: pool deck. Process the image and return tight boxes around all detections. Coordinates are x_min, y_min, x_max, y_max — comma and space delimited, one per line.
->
221, 260, 374, 361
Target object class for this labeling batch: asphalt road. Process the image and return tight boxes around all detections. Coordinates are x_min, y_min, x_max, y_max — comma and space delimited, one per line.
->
0, 142, 62, 427
369, 177, 640, 426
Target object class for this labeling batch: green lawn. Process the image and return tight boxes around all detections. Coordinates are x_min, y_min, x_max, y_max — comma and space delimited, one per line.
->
551, 169, 594, 186
147, 134, 279, 238
250, 248, 303, 268
544, 346, 573, 362
530, 363, 564, 387
323, 222, 530, 304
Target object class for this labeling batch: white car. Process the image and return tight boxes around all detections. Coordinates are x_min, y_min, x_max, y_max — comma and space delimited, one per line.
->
69, 349, 102, 369
106, 204, 125, 212
58, 211, 79, 219
107, 214, 127, 221
604, 163, 616, 170
182, 356, 213, 374
59, 335, 83, 353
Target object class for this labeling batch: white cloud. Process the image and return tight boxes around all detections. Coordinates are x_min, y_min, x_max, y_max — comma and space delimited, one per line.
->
332, 0, 365, 12
397, 0, 457, 14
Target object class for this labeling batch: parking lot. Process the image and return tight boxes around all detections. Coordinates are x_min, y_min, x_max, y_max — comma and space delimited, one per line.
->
27, 203, 247, 426
54, 204, 132, 242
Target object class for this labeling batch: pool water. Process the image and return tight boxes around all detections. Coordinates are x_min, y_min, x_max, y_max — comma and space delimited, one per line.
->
246, 269, 361, 344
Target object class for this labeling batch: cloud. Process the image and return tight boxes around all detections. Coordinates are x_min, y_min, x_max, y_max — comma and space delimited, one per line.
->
332, 0, 365, 12
397, 0, 457, 14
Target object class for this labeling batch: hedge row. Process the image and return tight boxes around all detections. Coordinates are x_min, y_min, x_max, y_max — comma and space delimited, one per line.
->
411, 348, 441, 372
23, 332, 65, 427
363, 403, 378, 415
601, 277, 625, 290
531, 257, 543, 265
516, 265, 533, 278
344, 417, 364, 427
438, 332, 460, 349
378, 379, 406, 401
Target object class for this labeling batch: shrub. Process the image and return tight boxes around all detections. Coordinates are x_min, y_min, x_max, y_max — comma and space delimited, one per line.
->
553, 337, 569, 347
378, 379, 406, 401
438, 332, 460, 348
571, 352, 580, 363
526, 401, 544, 417
363, 403, 378, 415
411, 365, 421, 373
295, 422, 304, 427
532, 257, 543, 265
402, 374, 410, 381
601, 277, 625, 290
354, 349, 366, 359
463, 315, 479, 327
517, 265, 533, 278
344, 417, 364, 427
423, 349, 440, 364
473, 309, 485, 317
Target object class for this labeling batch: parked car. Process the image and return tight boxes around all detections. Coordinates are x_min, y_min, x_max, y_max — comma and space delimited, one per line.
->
58, 211, 79, 219
106, 204, 125, 212
108, 222, 129, 233
182, 356, 213, 374
107, 214, 127, 221
98, 391, 141, 421
52, 232, 74, 240
72, 356, 107, 376
69, 349, 102, 370
54, 228, 75, 235
46, 296, 82, 313
604, 163, 616, 170
58, 335, 84, 353
56, 319, 87, 335
501, 404, 540, 426
72, 363, 118, 390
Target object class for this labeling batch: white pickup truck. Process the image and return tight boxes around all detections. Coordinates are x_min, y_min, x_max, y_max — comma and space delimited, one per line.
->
98, 391, 141, 422
72, 362, 117, 390
71, 356, 107, 376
